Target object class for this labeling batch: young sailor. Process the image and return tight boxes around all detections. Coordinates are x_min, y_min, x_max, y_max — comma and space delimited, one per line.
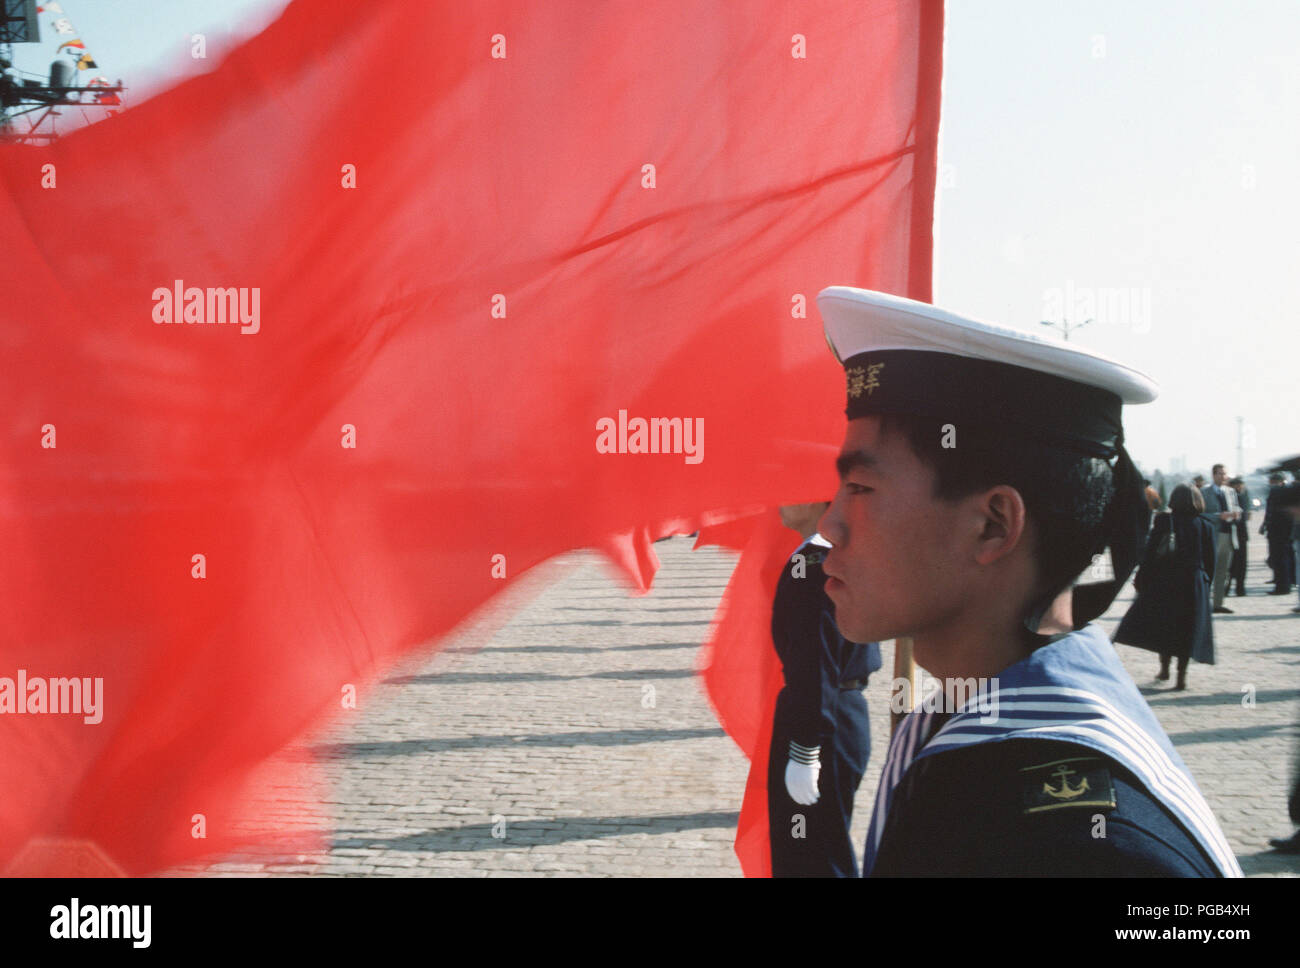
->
813, 287, 1240, 877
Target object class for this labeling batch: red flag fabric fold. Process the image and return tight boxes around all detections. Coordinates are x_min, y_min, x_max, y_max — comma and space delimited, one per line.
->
0, 0, 941, 875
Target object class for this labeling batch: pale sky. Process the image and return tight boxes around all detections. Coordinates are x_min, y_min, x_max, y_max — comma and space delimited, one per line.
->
937, 0, 1299, 478
13, 0, 1297, 477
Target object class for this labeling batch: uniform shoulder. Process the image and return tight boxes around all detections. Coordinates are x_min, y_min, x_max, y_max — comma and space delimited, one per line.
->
872, 738, 1218, 877
774, 541, 829, 596
787, 538, 828, 566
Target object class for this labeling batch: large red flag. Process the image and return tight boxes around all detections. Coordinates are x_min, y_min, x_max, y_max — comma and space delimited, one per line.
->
0, 0, 942, 875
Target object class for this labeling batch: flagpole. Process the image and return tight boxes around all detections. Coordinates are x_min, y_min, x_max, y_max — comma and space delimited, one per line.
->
890, 637, 915, 735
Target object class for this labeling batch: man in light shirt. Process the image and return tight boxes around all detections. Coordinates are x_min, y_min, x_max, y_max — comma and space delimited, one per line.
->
1200, 464, 1241, 613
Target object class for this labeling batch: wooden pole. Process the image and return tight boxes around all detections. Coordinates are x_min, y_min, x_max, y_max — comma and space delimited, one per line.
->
890, 637, 915, 736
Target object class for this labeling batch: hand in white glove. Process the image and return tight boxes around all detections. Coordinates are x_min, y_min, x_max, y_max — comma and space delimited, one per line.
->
785, 742, 821, 805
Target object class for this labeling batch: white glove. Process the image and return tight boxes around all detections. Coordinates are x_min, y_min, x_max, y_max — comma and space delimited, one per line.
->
785, 742, 821, 805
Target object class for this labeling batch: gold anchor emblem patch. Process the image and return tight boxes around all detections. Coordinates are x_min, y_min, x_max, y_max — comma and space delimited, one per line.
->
1021, 756, 1116, 815
1043, 764, 1089, 801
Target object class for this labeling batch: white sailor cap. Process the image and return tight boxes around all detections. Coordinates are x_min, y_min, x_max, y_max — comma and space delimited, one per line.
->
816, 286, 1159, 631
817, 287, 1157, 459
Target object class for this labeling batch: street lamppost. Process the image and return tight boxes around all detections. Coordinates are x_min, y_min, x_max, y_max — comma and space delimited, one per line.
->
1040, 317, 1094, 342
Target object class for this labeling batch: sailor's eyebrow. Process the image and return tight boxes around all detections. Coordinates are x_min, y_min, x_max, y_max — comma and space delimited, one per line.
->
835, 450, 877, 479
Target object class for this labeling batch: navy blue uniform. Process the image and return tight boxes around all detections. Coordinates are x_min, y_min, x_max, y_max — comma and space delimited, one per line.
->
870, 736, 1219, 876
861, 624, 1239, 877
768, 535, 881, 877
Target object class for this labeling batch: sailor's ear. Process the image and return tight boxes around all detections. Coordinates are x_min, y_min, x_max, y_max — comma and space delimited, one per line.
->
971, 484, 1028, 565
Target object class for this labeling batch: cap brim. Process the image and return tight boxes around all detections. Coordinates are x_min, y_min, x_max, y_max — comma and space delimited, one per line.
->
818, 287, 1158, 405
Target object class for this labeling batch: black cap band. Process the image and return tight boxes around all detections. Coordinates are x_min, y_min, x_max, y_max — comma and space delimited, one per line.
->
842, 349, 1124, 459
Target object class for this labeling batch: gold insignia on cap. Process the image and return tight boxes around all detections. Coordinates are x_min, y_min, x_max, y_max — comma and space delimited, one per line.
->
847, 362, 885, 399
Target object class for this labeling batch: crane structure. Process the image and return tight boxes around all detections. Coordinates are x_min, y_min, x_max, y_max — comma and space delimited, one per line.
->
1, 0, 124, 145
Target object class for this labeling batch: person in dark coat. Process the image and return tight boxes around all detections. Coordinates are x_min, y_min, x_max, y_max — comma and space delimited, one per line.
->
1294, 514, 1300, 613
1115, 483, 1215, 690
1229, 477, 1250, 596
1268, 485, 1300, 851
1261, 473, 1296, 595
767, 501, 881, 877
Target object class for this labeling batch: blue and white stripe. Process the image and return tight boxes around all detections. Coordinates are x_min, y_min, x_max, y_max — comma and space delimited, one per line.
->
862, 706, 943, 874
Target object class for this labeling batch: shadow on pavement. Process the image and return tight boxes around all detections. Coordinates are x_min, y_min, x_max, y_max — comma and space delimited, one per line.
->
315, 725, 727, 758
330, 810, 739, 852
1166, 722, 1297, 746
386, 668, 697, 685
1237, 848, 1300, 877
1142, 689, 1299, 708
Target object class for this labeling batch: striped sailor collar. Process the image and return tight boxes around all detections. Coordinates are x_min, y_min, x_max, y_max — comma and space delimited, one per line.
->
907, 623, 1242, 877
944, 623, 1129, 716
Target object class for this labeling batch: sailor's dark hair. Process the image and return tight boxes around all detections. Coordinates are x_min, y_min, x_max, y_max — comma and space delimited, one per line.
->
878, 413, 1114, 608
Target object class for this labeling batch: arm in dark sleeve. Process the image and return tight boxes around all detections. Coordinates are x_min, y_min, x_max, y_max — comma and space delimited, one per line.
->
1199, 519, 1216, 578
770, 565, 836, 750
1133, 517, 1164, 592
1154, 514, 1172, 555
1138, 517, 1163, 566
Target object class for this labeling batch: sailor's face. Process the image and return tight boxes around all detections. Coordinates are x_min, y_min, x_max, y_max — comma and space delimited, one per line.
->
819, 416, 968, 643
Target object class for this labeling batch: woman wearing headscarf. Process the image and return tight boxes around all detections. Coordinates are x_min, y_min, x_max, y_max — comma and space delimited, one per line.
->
1115, 483, 1215, 690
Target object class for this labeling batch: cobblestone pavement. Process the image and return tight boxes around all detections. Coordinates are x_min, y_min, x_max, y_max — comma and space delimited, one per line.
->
193, 534, 1299, 877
